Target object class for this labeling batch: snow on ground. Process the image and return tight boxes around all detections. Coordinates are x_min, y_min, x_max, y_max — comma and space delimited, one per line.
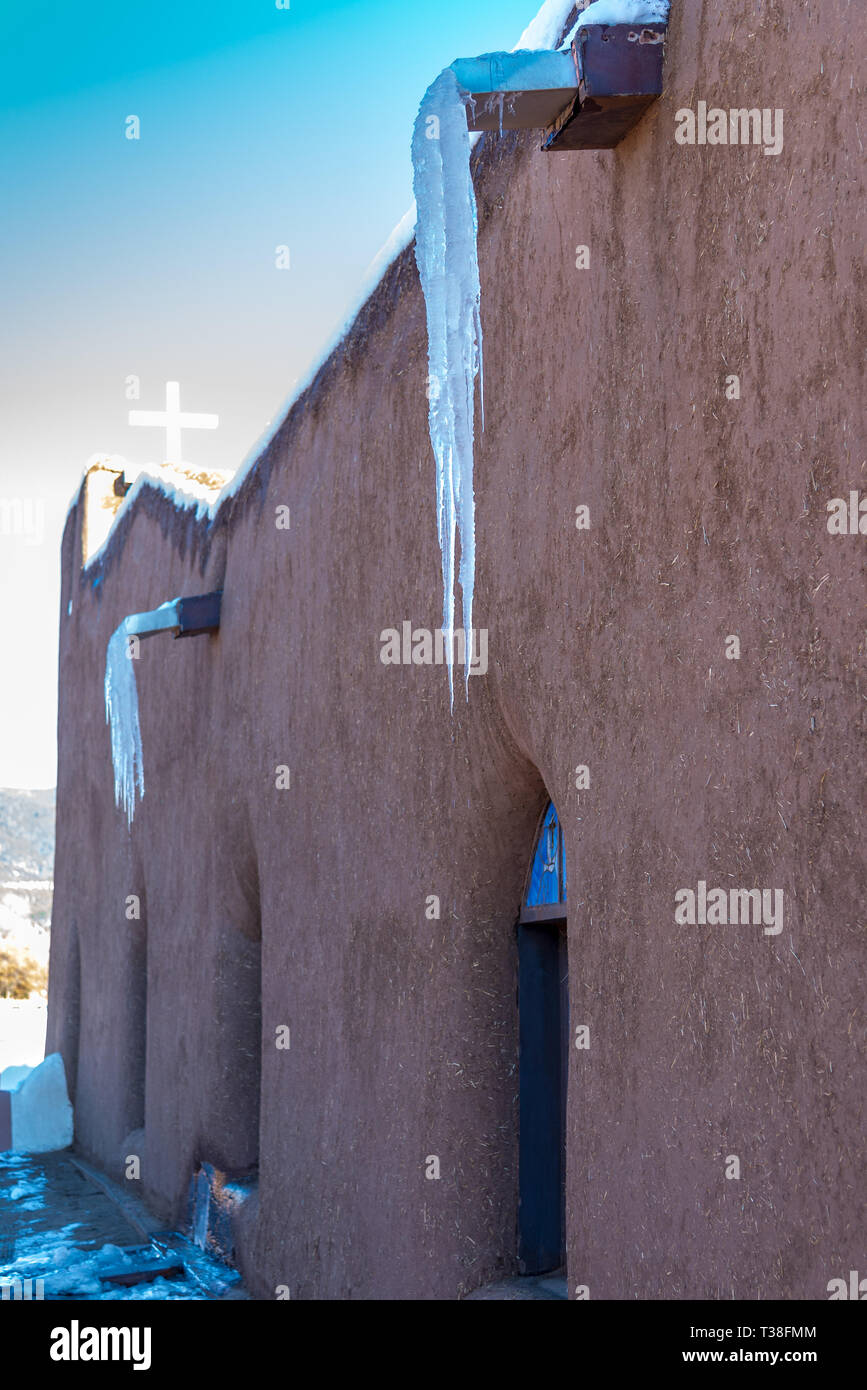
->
7, 1053, 73, 1153
0, 1153, 243, 1301
0, 997, 46, 1077
0, 900, 50, 966
1, 1238, 199, 1300
1, 1064, 33, 1092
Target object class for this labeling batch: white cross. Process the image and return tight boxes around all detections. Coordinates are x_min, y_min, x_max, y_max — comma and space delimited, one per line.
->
129, 381, 219, 464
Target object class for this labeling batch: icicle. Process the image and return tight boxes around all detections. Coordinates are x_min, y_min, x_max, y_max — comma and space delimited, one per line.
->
104, 618, 145, 826
412, 67, 482, 707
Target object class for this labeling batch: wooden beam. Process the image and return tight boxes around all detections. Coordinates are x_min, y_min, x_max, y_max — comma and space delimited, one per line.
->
520, 903, 567, 927
543, 23, 666, 151
174, 591, 222, 639
124, 590, 222, 641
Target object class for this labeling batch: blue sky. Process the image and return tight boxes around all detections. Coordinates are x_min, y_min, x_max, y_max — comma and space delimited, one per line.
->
0, 0, 545, 788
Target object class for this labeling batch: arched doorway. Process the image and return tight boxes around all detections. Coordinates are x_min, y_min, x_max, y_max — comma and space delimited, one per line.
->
517, 801, 567, 1275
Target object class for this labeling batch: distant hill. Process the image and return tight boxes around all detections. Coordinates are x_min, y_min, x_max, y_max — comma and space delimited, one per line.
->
0, 789, 55, 884
0, 791, 55, 958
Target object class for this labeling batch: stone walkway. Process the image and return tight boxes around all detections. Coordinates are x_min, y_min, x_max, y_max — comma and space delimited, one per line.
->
464, 1273, 568, 1300
3, 1153, 568, 1301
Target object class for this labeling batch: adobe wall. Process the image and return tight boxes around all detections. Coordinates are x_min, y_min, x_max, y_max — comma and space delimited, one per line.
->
49, 0, 865, 1299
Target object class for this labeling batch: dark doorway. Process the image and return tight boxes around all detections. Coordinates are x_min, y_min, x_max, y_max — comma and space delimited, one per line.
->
517, 802, 568, 1275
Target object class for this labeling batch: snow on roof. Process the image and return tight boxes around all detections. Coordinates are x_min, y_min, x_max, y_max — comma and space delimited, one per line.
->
213, 200, 422, 511
79, 463, 225, 573
562, 0, 669, 46
514, 0, 580, 52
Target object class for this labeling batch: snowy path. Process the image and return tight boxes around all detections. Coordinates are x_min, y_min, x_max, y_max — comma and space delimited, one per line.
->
0, 1152, 246, 1300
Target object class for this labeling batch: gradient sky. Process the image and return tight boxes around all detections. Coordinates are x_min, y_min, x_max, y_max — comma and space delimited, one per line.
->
0, 0, 546, 788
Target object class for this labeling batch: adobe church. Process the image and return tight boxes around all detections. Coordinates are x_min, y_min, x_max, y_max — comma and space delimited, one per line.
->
48, 2, 865, 1299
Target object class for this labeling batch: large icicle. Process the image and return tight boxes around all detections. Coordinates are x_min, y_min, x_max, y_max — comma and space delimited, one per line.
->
412, 67, 482, 706
105, 618, 145, 826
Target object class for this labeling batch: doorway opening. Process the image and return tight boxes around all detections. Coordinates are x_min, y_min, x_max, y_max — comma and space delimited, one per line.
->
517, 801, 568, 1276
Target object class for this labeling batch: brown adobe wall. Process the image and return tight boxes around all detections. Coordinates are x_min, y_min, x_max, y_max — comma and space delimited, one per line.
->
49, 0, 865, 1299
